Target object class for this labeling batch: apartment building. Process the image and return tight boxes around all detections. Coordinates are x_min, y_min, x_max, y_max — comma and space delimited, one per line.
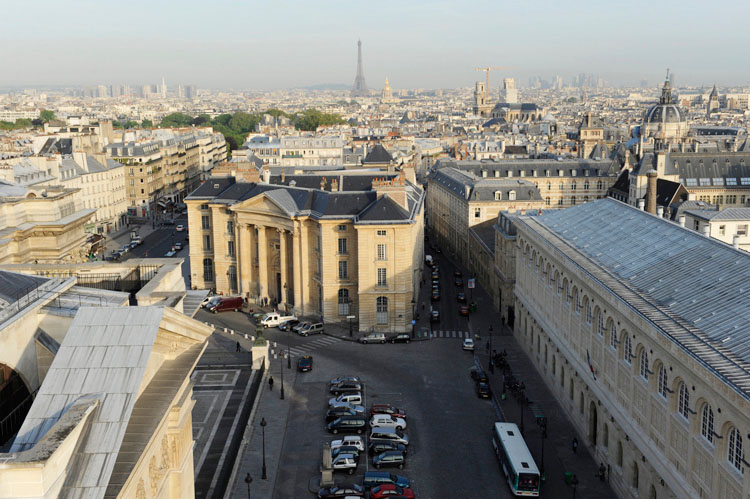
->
242, 135, 347, 167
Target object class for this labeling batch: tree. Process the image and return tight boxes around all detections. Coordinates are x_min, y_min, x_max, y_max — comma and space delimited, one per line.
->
264, 108, 290, 119
14, 118, 32, 128
212, 114, 232, 127
141, 119, 154, 128
192, 114, 210, 126
566, 97, 577, 103
293, 109, 345, 131
159, 112, 193, 128
39, 110, 56, 123
228, 112, 260, 134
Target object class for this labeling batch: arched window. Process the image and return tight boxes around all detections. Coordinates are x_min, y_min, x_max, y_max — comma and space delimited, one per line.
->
585, 300, 592, 324
597, 180, 603, 190
632, 461, 639, 489
571, 195, 577, 205
728, 428, 744, 473
574, 289, 581, 314
338, 289, 350, 315
550, 269, 556, 288
494, 191, 502, 200
545, 197, 551, 206
556, 273, 563, 295
547, 183, 551, 191
571, 182, 577, 191
559, 182, 564, 191
657, 365, 668, 398
603, 423, 609, 448
597, 310, 604, 336
509, 190, 516, 201
376, 296, 388, 324
609, 321, 617, 350
584, 181, 590, 190
639, 350, 649, 380
701, 404, 715, 444
678, 383, 689, 419
552, 355, 556, 375
617, 441, 623, 467
203, 258, 214, 282
623, 335, 632, 364
565, 281, 571, 305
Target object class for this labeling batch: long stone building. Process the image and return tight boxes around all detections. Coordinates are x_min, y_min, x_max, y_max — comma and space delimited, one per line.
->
186, 169, 424, 332
512, 198, 749, 499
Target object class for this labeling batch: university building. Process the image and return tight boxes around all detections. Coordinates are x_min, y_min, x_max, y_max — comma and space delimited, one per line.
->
512, 198, 749, 499
186, 168, 424, 332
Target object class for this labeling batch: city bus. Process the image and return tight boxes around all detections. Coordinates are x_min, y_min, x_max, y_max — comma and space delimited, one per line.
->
492, 422, 541, 496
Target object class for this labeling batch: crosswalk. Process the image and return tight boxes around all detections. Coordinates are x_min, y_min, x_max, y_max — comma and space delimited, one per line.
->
286, 335, 342, 357
428, 330, 472, 339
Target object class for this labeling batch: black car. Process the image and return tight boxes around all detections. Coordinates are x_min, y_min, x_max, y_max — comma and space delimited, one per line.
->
330, 381, 363, 395
327, 416, 367, 434
469, 366, 489, 384
430, 310, 440, 322
373, 450, 406, 469
332, 445, 361, 459
279, 319, 300, 332
297, 355, 313, 372
454, 270, 463, 278
456, 292, 466, 303
368, 440, 407, 456
455, 277, 464, 287
431, 271, 439, 280
431, 290, 440, 301
327, 406, 364, 422
431, 279, 439, 287
477, 381, 492, 399
389, 333, 411, 344
317, 483, 365, 498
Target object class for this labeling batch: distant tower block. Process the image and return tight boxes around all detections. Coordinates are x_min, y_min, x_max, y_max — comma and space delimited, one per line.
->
500, 78, 518, 104
351, 40, 369, 97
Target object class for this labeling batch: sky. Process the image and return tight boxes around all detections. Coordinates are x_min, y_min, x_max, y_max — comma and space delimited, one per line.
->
2, 0, 750, 90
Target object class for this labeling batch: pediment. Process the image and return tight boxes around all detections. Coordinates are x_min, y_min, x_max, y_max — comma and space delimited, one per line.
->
231, 192, 292, 217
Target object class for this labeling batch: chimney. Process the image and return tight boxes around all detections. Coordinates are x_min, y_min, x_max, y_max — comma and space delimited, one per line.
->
281, 170, 286, 183
701, 224, 710, 237
464, 185, 471, 199
320, 177, 327, 191
331, 178, 339, 192
733, 234, 740, 249
646, 170, 658, 214
638, 198, 645, 211
679, 215, 686, 227
656, 206, 664, 218
262, 165, 271, 184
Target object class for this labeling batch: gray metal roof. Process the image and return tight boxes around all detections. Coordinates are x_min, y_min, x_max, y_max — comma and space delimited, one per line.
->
521, 198, 750, 399
431, 168, 542, 201
684, 207, 750, 221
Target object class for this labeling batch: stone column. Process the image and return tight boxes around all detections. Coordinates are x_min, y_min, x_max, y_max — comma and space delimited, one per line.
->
292, 226, 302, 312
247, 225, 257, 298
238, 223, 251, 296
257, 225, 268, 301
279, 229, 288, 307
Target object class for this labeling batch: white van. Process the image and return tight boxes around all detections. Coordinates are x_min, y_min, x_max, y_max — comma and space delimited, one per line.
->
330, 435, 364, 452
425, 254, 433, 266
328, 392, 363, 407
260, 312, 297, 328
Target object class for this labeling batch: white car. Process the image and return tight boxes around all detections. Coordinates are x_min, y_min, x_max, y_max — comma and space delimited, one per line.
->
330, 436, 364, 452
176, 224, 185, 232
328, 392, 363, 407
463, 338, 475, 351
331, 453, 358, 475
369, 414, 407, 431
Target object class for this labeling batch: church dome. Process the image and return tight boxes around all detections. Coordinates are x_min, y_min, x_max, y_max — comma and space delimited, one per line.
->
644, 103, 685, 124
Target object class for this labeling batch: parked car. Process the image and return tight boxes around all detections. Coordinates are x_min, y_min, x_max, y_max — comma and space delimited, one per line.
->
389, 333, 410, 344
369, 427, 409, 446
164, 250, 177, 257
331, 453, 359, 474
359, 332, 386, 344
459, 305, 470, 316
131, 236, 142, 245
373, 450, 406, 469
292, 321, 310, 333
370, 404, 406, 419
331, 445, 361, 459
368, 440, 407, 456
463, 338, 475, 351
477, 381, 492, 399
330, 380, 363, 395
454, 270, 463, 278
430, 310, 440, 322
329, 375, 361, 386
370, 414, 407, 431
425, 254, 433, 266
469, 366, 488, 384
297, 355, 313, 372
431, 290, 440, 301
176, 224, 185, 231
431, 271, 439, 280
456, 292, 466, 303
329, 392, 363, 407
261, 312, 298, 328
370, 484, 415, 499
205, 296, 243, 313
173, 241, 184, 250
299, 322, 324, 336
362, 471, 410, 490
120, 245, 130, 254
279, 319, 300, 331
330, 436, 365, 453
317, 483, 365, 498
455, 277, 464, 287
327, 416, 367, 435
163, 219, 175, 226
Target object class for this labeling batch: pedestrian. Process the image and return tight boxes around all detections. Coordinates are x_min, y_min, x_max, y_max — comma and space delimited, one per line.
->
486, 340, 490, 353
268, 376, 274, 391
236, 341, 241, 352
598, 463, 606, 481
572, 437, 578, 454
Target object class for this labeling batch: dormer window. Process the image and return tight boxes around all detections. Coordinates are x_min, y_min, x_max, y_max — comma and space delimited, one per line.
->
508, 190, 516, 201
494, 191, 502, 200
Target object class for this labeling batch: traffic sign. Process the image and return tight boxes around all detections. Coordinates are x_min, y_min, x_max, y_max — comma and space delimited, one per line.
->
467, 278, 475, 289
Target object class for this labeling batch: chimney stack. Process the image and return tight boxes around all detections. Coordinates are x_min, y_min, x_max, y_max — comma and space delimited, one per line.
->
638, 198, 645, 211
679, 215, 686, 227
281, 170, 286, 183
646, 170, 658, 214
261, 165, 271, 184
320, 177, 327, 191
656, 206, 664, 218
733, 234, 740, 249
701, 224, 710, 237
331, 178, 339, 192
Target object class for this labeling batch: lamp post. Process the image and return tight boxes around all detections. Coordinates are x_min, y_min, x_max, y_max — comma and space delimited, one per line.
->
537, 417, 547, 480
517, 382, 526, 435
571, 474, 579, 499
260, 418, 267, 479
411, 298, 416, 338
244, 473, 252, 499
287, 341, 291, 369
280, 353, 285, 400
488, 324, 494, 373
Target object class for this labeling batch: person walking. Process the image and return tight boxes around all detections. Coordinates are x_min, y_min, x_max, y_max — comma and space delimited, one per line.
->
598, 463, 606, 481
485, 340, 490, 353
268, 376, 274, 391
572, 437, 578, 454
236, 341, 241, 352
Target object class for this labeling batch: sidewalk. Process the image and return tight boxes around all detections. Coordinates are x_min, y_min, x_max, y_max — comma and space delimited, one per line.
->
101, 222, 158, 254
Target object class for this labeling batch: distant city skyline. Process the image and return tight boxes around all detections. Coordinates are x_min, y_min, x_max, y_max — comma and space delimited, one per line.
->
2, 0, 750, 89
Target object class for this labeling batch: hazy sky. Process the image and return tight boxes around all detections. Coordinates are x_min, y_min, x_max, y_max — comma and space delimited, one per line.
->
3, 0, 749, 89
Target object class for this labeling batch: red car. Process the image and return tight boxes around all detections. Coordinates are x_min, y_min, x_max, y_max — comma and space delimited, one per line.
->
370, 484, 415, 498
459, 305, 470, 316
370, 404, 407, 420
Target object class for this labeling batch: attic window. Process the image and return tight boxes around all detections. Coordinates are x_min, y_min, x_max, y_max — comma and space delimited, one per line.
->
584, 170, 590, 177
506, 430, 515, 436
699, 178, 711, 186
214, 183, 220, 188
521, 462, 530, 469
507, 171, 513, 178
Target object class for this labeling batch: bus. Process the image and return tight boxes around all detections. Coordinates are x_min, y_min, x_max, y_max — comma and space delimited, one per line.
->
492, 422, 541, 496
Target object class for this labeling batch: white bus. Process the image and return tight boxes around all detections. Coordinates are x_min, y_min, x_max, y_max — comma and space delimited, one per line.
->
492, 422, 541, 496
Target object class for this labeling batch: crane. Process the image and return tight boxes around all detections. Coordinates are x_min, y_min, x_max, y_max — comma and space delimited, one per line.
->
475, 66, 514, 97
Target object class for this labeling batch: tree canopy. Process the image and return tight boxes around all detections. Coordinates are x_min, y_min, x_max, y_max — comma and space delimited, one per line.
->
39, 110, 56, 122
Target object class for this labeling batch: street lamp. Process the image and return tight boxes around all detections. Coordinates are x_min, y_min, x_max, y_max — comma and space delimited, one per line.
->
260, 418, 267, 479
411, 298, 416, 338
287, 341, 291, 369
244, 473, 252, 499
517, 382, 526, 435
280, 353, 285, 400
571, 474, 579, 499
488, 324, 494, 373
537, 417, 547, 480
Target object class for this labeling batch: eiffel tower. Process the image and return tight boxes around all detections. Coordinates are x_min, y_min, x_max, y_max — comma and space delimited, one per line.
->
351, 39, 369, 97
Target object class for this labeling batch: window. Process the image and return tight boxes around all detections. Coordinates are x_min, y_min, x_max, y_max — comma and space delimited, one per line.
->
227, 241, 235, 258
376, 296, 388, 324
338, 289, 350, 315
338, 238, 348, 254
377, 230, 387, 237
495, 191, 502, 200
597, 180, 603, 190
557, 274, 563, 295
338, 224, 347, 231
639, 351, 649, 380
728, 428, 744, 473
203, 235, 212, 251
202, 258, 214, 281
508, 190, 516, 201
584, 181, 589, 190
574, 289, 581, 314
678, 383, 689, 419
701, 404, 715, 444
565, 282, 571, 304
545, 197, 551, 206
377, 268, 387, 286
657, 365, 668, 398
719, 225, 726, 236
474, 208, 481, 219
201, 215, 210, 229
585, 301, 592, 324
201, 204, 208, 210
571, 182, 577, 191
550, 271, 556, 289
338, 260, 348, 279
617, 442, 623, 467
623, 335, 632, 364
738, 225, 748, 236
571, 196, 577, 205
377, 244, 386, 261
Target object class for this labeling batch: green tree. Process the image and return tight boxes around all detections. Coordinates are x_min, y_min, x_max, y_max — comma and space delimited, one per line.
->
39, 110, 56, 123
566, 97, 577, 103
159, 112, 194, 127
264, 108, 290, 119
14, 118, 32, 128
293, 109, 345, 131
212, 114, 232, 127
229, 111, 259, 133
141, 119, 154, 128
192, 114, 210, 126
